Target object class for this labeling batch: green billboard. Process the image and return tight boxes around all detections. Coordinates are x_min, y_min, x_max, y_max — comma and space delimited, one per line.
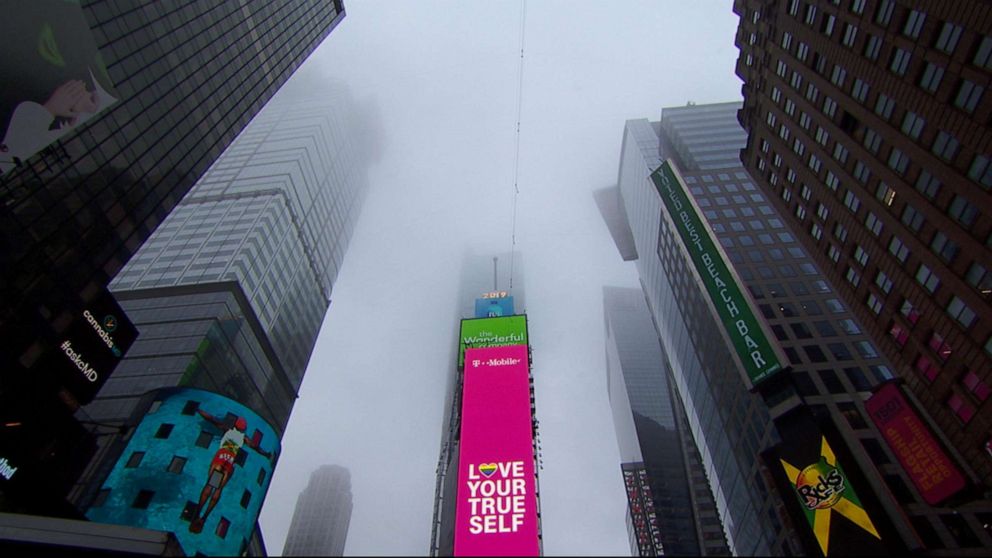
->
650, 161, 784, 387
458, 315, 528, 368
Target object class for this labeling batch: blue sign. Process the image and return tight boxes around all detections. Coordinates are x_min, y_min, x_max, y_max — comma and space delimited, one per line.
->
475, 296, 514, 318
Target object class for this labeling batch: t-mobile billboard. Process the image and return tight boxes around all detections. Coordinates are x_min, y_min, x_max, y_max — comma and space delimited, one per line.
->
458, 315, 528, 369
454, 344, 539, 556
86, 387, 279, 557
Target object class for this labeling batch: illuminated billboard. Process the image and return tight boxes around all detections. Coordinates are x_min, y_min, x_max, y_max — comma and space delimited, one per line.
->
865, 382, 966, 505
458, 315, 527, 368
474, 296, 515, 318
86, 388, 279, 557
44, 286, 138, 404
1, 0, 120, 174
454, 345, 539, 556
651, 161, 785, 387
764, 410, 896, 556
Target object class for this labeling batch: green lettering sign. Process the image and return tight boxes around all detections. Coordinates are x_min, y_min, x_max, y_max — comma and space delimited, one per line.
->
651, 161, 783, 386
458, 315, 528, 368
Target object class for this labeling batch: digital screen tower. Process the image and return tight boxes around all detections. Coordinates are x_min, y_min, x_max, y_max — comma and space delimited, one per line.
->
431, 281, 540, 557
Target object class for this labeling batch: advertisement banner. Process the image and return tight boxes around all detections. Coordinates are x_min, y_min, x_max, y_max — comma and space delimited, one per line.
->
458, 315, 527, 368
1, 0, 120, 174
865, 382, 966, 505
46, 286, 138, 404
454, 345, 539, 556
765, 409, 894, 556
474, 296, 515, 318
650, 161, 784, 387
86, 388, 279, 557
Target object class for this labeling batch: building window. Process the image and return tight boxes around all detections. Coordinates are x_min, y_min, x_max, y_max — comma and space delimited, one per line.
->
132, 490, 155, 510
823, 96, 838, 118
125, 452, 145, 469
240, 489, 252, 509
844, 190, 861, 213
947, 195, 979, 230
900, 111, 925, 140
876, 0, 895, 25
155, 423, 175, 439
791, 70, 804, 89
167, 456, 187, 474
865, 212, 884, 236
889, 321, 910, 346
874, 93, 894, 119
915, 354, 940, 381
805, 4, 818, 26
796, 204, 808, 220
901, 204, 925, 232
965, 262, 992, 295
834, 222, 848, 242
195, 430, 213, 448
890, 48, 911, 76
887, 148, 909, 174
876, 270, 894, 293
962, 370, 991, 402
863, 128, 882, 153
812, 222, 823, 240
847, 267, 862, 287
931, 131, 959, 161
833, 143, 849, 164
864, 34, 882, 61
866, 292, 882, 314
935, 22, 963, 54
842, 23, 858, 47
831, 65, 847, 87
797, 41, 810, 62
854, 245, 869, 266
822, 14, 836, 36
900, 299, 921, 324
947, 393, 976, 424
809, 153, 822, 174
903, 10, 926, 38
888, 236, 910, 263
973, 36, 992, 69
916, 264, 941, 293
968, 154, 992, 188
876, 182, 896, 206
930, 231, 959, 263
816, 202, 830, 220
216, 517, 231, 539
953, 80, 984, 113
946, 296, 977, 328
828, 244, 842, 262
915, 170, 942, 199
806, 82, 819, 102
851, 0, 866, 15
928, 331, 953, 361
781, 31, 793, 50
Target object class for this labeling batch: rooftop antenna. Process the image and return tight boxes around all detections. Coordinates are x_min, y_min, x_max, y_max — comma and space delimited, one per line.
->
493, 256, 499, 291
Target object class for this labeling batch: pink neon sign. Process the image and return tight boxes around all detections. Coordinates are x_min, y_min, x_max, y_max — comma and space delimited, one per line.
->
454, 344, 539, 556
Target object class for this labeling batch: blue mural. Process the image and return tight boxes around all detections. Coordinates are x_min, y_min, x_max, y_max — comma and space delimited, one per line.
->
474, 296, 515, 318
87, 387, 279, 556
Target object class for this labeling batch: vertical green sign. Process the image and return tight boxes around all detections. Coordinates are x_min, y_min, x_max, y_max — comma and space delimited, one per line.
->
650, 161, 783, 386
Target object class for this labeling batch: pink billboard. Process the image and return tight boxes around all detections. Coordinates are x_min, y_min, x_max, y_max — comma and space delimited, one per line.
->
454, 344, 539, 556
865, 382, 966, 505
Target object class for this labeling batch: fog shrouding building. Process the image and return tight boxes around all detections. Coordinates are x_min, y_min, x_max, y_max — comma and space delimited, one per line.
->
734, 0, 992, 491
604, 286, 729, 556
282, 465, 353, 556
0, 0, 346, 518
613, 99, 992, 555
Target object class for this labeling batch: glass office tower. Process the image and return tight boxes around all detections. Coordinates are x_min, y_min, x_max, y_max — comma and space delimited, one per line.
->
283, 465, 353, 556
612, 101, 992, 554
734, 0, 992, 492
0, 0, 346, 516
604, 286, 729, 556
72, 72, 374, 525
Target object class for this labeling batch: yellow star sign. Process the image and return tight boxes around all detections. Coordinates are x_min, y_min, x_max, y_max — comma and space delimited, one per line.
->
780, 436, 880, 555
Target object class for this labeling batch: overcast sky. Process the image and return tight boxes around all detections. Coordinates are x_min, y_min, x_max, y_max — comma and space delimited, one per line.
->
258, 1, 744, 555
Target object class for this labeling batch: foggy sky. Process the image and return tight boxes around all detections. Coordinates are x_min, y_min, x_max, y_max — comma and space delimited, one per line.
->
258, 1, 745, 555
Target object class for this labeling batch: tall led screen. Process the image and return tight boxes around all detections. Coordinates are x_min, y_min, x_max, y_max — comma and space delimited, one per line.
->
474, 296, 515, 318
454, 344, 539, 556
458, 315, 527, 368
87, 388, 280, 557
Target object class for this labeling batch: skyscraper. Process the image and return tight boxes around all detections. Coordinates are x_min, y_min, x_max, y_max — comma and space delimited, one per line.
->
604, 286, 729, 556
734, 0, 992, 490
74, 72, 373, 555
282, 465, 353, 556
0, 0, 346, 516
611, 100, 992, 554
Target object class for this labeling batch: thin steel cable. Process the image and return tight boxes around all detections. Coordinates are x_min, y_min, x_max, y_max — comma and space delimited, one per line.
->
509, 0, 526, 290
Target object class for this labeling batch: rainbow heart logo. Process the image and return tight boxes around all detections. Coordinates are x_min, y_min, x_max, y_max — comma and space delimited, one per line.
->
479, 463, 497, 477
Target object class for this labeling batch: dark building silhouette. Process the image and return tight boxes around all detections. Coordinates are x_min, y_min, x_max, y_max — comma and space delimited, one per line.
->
604, 286, 729, 556
734, 0, 992, 494
0, 0, 346, 519
282, 465, 353, 556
